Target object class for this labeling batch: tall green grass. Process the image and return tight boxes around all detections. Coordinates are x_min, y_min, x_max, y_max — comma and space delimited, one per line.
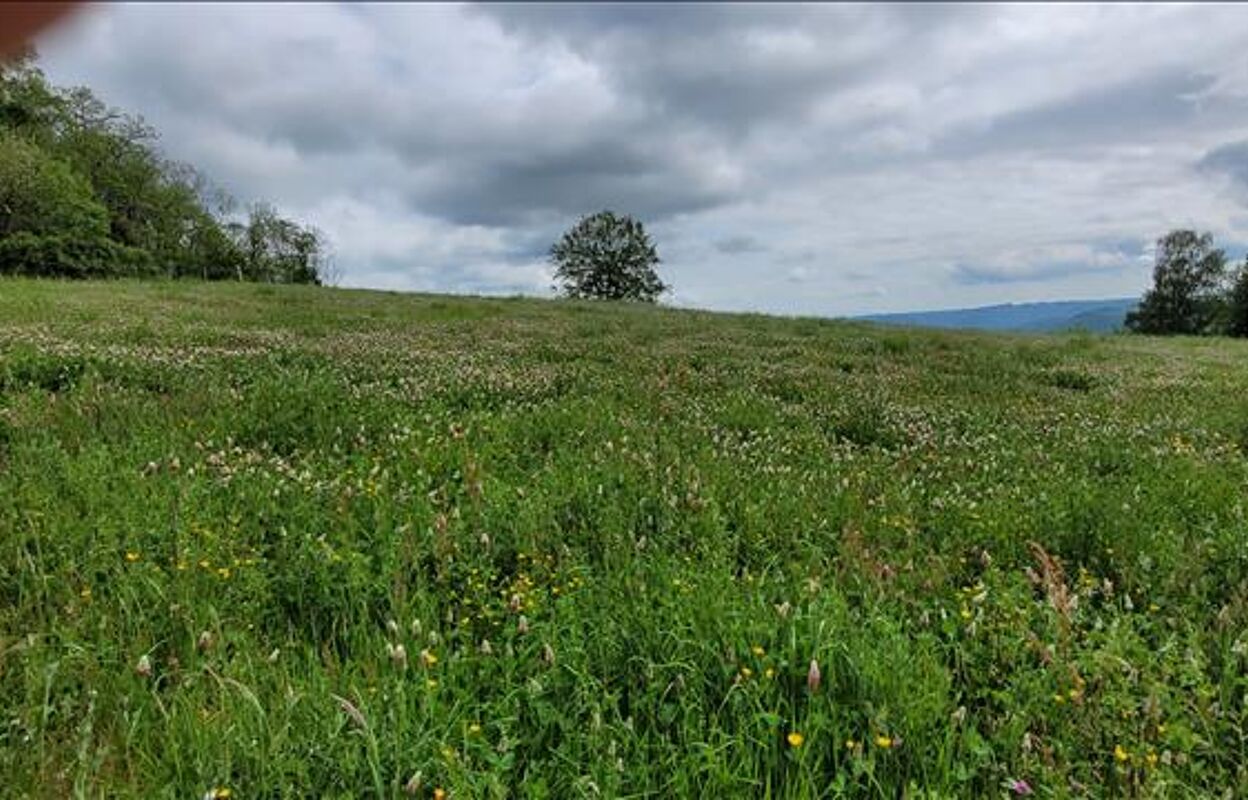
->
1, 278, 1247, 797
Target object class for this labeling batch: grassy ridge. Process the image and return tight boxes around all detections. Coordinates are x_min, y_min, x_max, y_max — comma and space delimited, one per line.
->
1, 278, 1247, 798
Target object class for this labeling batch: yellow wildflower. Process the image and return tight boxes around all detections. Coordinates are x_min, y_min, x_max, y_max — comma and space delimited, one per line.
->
1114, 744, 1130, 763
786, 731, 804, 748
125, 551, 141, 563
750, 645, 766, 657
468, 723, 482, 735
764, 667, 776, 679
1145, 751, 1158, 768
433, 789, 447, 800
875, 735, 893, 749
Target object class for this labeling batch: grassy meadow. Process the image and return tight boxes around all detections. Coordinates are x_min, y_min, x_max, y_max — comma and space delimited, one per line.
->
1, 278, 1247, 798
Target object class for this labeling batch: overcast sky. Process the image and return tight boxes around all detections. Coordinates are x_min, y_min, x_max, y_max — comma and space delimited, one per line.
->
33, 3, 1248, 315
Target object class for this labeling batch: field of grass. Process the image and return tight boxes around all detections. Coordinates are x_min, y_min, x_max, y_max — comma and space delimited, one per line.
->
1, 278, 1247, 798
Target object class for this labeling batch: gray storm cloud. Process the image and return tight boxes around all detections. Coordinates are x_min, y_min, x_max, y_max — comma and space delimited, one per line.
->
33, 2, 1248, 315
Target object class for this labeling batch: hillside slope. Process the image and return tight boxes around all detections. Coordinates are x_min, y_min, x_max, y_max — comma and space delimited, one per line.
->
1, 279, 1246, 797
860, 298, 1137, 332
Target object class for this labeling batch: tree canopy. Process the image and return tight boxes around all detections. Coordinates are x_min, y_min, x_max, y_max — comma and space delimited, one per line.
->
1125, 230, 1229, 336
0, 53, 329, 283
550, 211, 667, 302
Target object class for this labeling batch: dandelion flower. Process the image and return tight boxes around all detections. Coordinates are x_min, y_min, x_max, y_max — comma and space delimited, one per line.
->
1114, 744, 1130, 763
786, 731, 804, 748
875, 735, 893, 749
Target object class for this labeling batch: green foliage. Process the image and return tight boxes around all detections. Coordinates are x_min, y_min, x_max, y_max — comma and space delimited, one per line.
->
1226, 261, 1248, 338
1126, 230, 1228, 335
3, 278, 1248, 797
0, 54, 328, 284
550, 210, 667, 302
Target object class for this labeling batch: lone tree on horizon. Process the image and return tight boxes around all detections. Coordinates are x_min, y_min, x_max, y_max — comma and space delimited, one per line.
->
550, 210, 667, 302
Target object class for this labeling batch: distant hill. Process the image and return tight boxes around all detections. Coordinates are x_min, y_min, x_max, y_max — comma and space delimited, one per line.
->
858, 298, 1137, 333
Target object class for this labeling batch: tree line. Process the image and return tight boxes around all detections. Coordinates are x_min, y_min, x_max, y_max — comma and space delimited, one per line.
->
1127, 229, 1248, 337
0, 52, 331, 284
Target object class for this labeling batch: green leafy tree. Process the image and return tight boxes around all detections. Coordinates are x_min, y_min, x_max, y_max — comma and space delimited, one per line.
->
1226, 260, 1248, 338
550, 210, 667, 302
1125, 230, 1228, 335
0, 52, 326, 283
0, 132, 147, 276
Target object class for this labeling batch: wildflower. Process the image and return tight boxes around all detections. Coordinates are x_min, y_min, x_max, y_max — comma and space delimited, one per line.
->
433, 789, 447, 800
468, 723, 482, 735
387, 619, 400, 636
479, 638, 493, 656
202, 789, 233, 800
764, 667, 775, 679
80, 586, 92, 600
402, 771, 423, 795
425, 678, 438, 689
216, 567, 231, 580
750, 644, 766, 657
420, 648, 438, 668
542, 643, 556, 665
125, 551, 141, 563
135, 654, 153, 678
787, 731, 804, 748
517, 615, 530, 635
1005, 778, 1033, 795
197, 631, 214, 652
740, 667, 753, 679
845, 738, 859, 749
874, 735, 894, 749
388, 643, 408, 669
1114, 744, 1130, 763
775, 601, 792, 618
1145, 751, 1158, 768
806, 659, 821, 693
266, 647, 281, 663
